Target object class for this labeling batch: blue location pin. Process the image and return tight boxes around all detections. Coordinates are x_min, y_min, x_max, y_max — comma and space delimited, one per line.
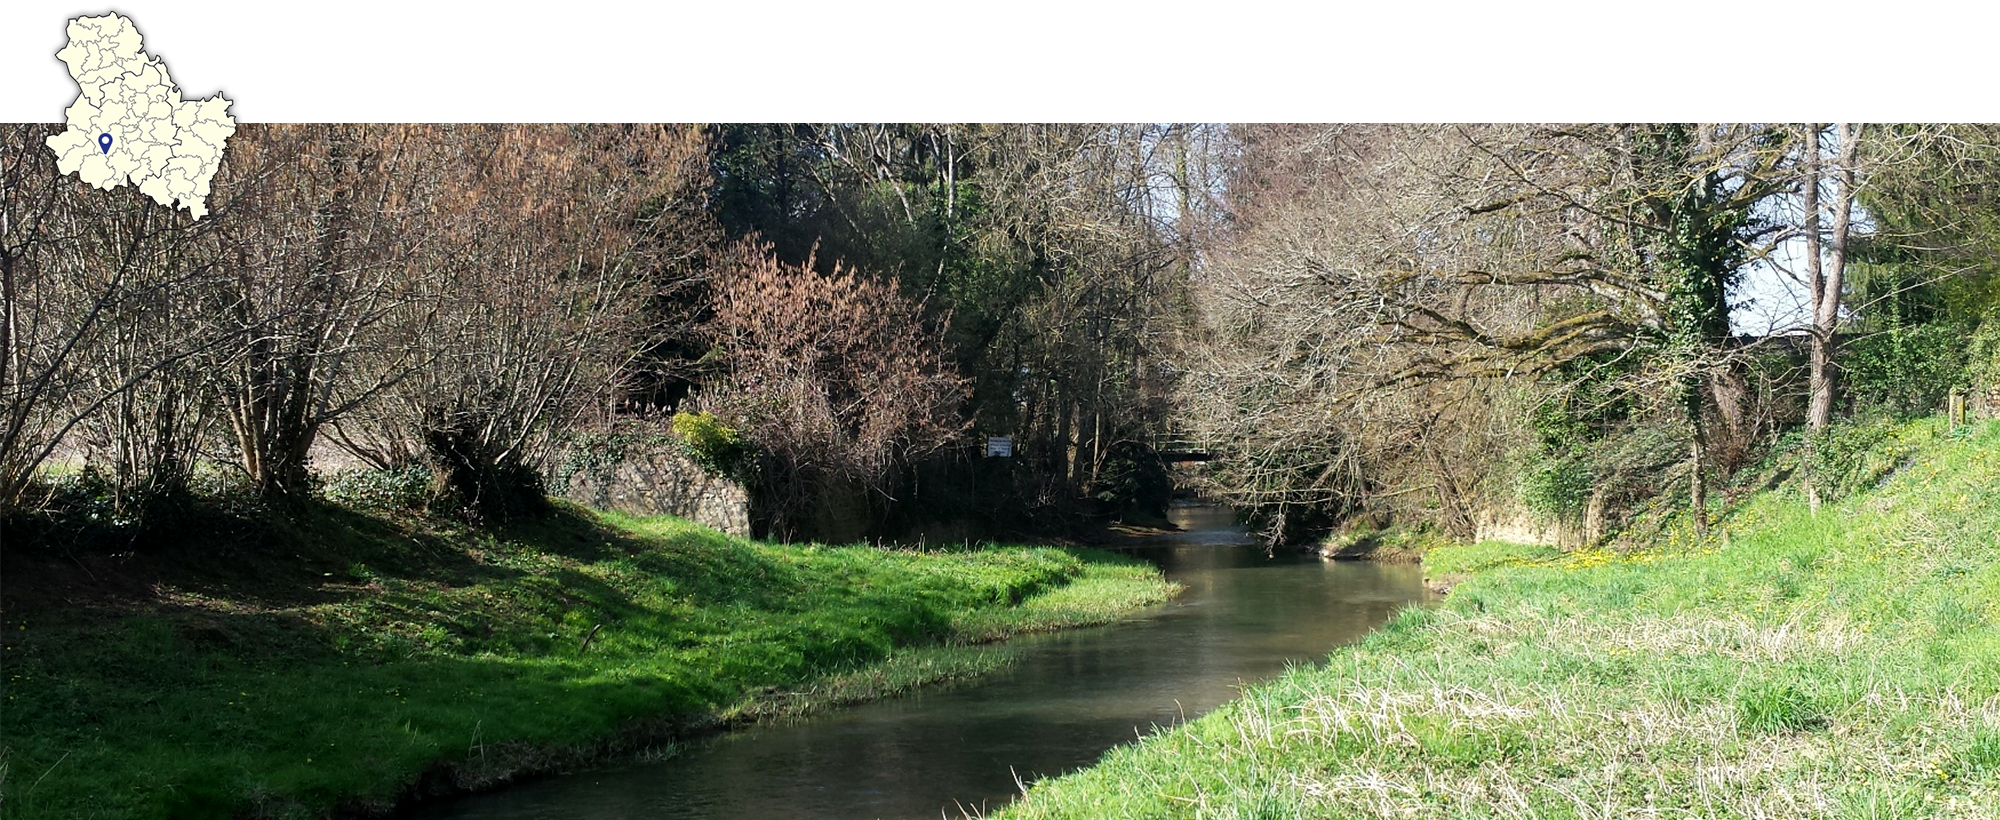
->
98, 133, 113, 154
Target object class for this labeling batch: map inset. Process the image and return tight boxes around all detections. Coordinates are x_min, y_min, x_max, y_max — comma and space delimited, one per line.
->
44, 12, 235, 219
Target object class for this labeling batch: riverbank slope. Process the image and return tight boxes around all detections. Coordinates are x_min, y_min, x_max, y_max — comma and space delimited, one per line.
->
0, 502, 1177, 819
998, 416, 2000, 818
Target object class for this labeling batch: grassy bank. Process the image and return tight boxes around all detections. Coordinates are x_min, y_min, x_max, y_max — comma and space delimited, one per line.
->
998, 417, 2000, 819
1315, 526, 1456, 564
0, 502, 1177, 819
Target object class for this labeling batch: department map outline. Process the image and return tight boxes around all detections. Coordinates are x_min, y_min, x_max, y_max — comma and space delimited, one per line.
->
44, 11, 236, 219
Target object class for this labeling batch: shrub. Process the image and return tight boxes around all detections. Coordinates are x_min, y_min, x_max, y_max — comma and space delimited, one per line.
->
1964, 312, 2000, 399
1519, 457, 1593, 522
702, 242, 967, 540
1843, 324, 1968, 419
671, 411, 750, 476
322, 466, 435, 512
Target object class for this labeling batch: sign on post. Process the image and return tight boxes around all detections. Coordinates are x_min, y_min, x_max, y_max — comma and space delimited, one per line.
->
985, 436, 1014, 457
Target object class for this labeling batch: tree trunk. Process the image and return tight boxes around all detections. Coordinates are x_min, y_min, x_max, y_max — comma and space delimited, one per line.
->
1802, 123, 1861, 515
1707, 361, 1752, 474
1689, 424, 1709, 535
1807, 123, 1860, 432
1802, 124, 1830, 431
1053, 388, 1073, 490
1, 209, 13, 410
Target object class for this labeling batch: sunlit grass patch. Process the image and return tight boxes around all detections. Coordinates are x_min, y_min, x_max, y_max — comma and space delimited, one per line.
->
1420, 541, 1557, 576
0, 505, 1176, 819
997, 418, 2000, 820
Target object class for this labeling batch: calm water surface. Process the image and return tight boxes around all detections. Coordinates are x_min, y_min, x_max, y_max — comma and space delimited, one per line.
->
419, 506, 1431, 820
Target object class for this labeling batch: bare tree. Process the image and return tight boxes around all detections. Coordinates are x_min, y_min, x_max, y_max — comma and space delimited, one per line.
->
199, 124, 446, 499
67, 193, 229, 506
1791, 123, 1859, 513
1801, 124, 1863, 434
700, 124, 1219, 528
1182, 124, 1788, 541
1, 123, 92, 511
332, 124, 712, 518
0, 124, 233, 513
703, 241, 966, 540
965, 124, 1213, 518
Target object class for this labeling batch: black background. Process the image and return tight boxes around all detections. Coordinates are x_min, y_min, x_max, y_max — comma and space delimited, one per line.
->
38, 3, 245, 125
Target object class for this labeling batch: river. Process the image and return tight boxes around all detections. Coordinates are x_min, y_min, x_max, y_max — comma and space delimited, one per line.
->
416, 505, 1432, 820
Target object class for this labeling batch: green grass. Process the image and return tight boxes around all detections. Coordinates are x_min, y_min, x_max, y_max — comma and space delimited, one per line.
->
0, 503, 1177, 819
1418, 539, 1558, 576
997, 416, 2000, 819
1317, 526, 1461, 564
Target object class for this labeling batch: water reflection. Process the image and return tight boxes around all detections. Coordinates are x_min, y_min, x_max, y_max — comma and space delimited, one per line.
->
419, 507, 1430, 820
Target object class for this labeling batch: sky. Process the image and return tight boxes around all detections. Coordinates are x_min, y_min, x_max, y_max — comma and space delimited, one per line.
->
1736, 231, 1818, 337
1733, 127, 1899, 336
0, 0, 1985, 122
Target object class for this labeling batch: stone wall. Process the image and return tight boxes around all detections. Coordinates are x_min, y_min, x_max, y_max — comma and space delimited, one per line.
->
549, 439, 752, 539
1472, 491, 1605, 548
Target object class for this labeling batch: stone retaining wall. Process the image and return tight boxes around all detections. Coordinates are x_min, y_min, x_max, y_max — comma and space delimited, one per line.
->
548, 438, 752, 538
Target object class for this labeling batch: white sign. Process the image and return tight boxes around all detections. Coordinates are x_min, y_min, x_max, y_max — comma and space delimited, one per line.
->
985, 436, 1014, 457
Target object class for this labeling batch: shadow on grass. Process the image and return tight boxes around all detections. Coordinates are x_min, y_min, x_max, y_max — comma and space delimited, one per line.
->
0, 499, 693, 620
2, 496, 1139, 819
0, 541, 1034, 819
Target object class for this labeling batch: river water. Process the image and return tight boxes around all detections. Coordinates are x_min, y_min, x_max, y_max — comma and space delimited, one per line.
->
418, 505, 1431, 820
